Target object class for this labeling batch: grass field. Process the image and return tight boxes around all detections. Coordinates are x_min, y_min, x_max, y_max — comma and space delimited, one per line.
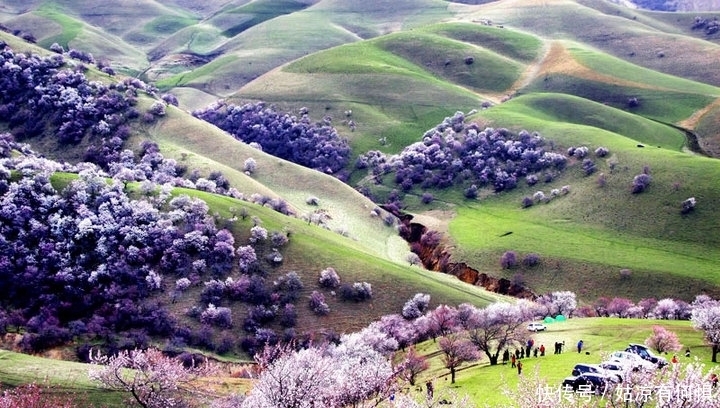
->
420, 317, 720, 407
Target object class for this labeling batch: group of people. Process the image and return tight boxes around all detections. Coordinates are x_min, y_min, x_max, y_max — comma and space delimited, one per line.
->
499, 338, 584, 375
501, 339, 552, 375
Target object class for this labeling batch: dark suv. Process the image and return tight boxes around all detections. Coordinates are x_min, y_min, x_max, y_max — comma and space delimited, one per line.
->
562, 373, 614, 394
572, 363, 623, 382
625, 344, 668, 367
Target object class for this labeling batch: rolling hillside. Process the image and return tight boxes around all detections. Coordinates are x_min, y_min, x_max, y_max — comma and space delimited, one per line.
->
2, 0, 720, 357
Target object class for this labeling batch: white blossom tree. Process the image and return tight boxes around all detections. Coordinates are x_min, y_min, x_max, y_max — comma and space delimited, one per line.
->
89, 348, 213, 408
692, 300, 720, 362
244, 335, 395, 408
462, 302, 530, 365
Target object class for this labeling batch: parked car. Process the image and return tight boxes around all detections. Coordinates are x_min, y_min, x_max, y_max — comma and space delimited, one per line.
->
625, 344, 668, 367
572, 363, 623, 382
598, 361, 631, 382
527, 322, 547, 332
608, 351, 657, 371
562, 373, 617, 394
571, 363, 603, 376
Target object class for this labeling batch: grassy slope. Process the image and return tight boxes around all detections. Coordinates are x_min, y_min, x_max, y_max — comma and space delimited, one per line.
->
133, 105, 505, 335
0, 349, 126, 405
232, 22, 542, 155
470, 0, 720, 88
441, 94, 720, 301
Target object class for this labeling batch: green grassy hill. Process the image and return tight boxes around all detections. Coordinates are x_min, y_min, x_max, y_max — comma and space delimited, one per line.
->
4, 0, 720, 305
6, 0, 720, 405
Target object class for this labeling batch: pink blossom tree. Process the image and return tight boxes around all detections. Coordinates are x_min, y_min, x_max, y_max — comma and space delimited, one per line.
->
397, 346, 429, 386
424, 305, 459, 339
0, 383, 79, 408
438, 333, 480, 383
645, 325, 683, 354
607, 297, 635, 318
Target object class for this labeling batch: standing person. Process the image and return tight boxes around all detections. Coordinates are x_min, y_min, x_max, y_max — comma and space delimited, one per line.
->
520, 347, 525, 359
517, 360, 523, 375
540, 344, 546, 356
685, 348, 691, 358
511, 353, 516, 368
526, 338, 534, 357
426, 380, 434, 399
577, 340, 584, 354
502, 349, 510, 365
533, 347, 538, 358
672, 354, 679, 364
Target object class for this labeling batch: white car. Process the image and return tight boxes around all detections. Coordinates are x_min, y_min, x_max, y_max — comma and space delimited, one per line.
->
527, 322, 547, 332
599, 361, 632, 381
608, 351, 657, 371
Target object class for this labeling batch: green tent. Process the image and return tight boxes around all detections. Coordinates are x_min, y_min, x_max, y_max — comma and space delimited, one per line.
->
555, 315, 567, 322
543, 316, 555, 323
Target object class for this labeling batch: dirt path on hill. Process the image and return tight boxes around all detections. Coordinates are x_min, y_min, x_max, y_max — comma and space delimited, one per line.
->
491, 40, 666, 104
678, 97, 720, 130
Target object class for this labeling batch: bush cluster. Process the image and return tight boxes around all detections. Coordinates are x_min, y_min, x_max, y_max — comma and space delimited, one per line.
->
193, 101, 351, 176
358, 112, 567, 193
0, 44, 155, 169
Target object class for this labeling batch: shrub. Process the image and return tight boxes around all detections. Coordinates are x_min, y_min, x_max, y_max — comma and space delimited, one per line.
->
406, 253, 421, 266
339, 282, 373, 302
175, 278, 191, 292
200, 304, 233, 328
148, 101, 166, 117
681, 197, 696, 214
161, 93, 179, 107
402, 293, 431, 319
597, 172, 606, 187
631, 173, 652, 194
319, 267, 341, 288
270, 231, 289, 247
500, 251, 518, 269
309, 291, 330, 316
49, 43, 65, 53
521, 196, 533, 208
420, 230, 442, 248
582, 159, 596, 175
532, 191, 546, 202
522, 253, 540, 267
595, 146, 609, 157
249, 226, 268, 243
243, 158, 257, 174
464, 184, 478, 199
574, 146, 589, 158
421, 192, 434, 204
